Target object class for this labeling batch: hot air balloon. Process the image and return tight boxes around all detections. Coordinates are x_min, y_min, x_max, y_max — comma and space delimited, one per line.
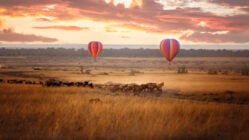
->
88, 41, 103, 61
160, 39, 180, 63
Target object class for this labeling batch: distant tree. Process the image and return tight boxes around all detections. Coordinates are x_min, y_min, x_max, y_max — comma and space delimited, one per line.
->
0, 48, 248, 57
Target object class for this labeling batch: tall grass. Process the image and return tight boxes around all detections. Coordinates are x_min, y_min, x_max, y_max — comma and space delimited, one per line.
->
0, 84, 248, 139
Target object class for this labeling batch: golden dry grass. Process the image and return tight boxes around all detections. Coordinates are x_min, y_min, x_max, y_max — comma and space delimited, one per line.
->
0, 84, 248, 139
0, 56, 248, 139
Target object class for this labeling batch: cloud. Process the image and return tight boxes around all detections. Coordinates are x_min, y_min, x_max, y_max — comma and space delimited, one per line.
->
0, 28, 58, 42
111, 22, 162, 33
241, 7, 249, 13
36, 17, 54, 22
0, 0, 59, 7
61, 0, 249, 33
0, 1, 247, 31
0, 0, 249, 43
206, 0, 249, 15
180, 30, 249, 43
33, 25, 89, 31
208, 0, 249, 7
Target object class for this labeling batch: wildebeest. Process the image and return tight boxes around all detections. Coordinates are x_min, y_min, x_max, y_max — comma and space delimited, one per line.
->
89, 98, 102, 103
63, 81, 74, 87
39, 81, 44, 85
88, 83, 94, 88
75, 81, 89, 87
7, 79, 24, 84
25, 80, 33, 84
43, 79, 94, 88
94, 82, 165, 96
44, 79, 63, 87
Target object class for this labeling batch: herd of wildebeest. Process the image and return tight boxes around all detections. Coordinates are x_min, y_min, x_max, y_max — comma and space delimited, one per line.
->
0, 78, 164, 96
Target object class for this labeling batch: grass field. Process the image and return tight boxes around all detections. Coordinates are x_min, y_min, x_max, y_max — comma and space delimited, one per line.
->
0, 84, 248, 139
0, 57, 248, 139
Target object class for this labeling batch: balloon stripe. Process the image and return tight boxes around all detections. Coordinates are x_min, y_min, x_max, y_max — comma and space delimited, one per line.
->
164, 41, 167, 58
160, 40, 164, 56
162, 40, 167, 59
92, 42, 95, 57
97, 43, 102, 56
97, 43, 101, 56
96, 42, 99, 57
90, 42, 93, 57
165, 40, 168, 61
94, 42, 97, 57
96, 42, 98, 57
167, 39, 171, 61
170, 39, 174, 61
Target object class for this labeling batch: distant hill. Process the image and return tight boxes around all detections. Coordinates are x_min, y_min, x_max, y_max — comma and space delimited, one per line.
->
0, 48, 248, 57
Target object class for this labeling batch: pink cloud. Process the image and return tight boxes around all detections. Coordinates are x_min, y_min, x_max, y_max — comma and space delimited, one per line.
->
180, 30, 249, 43
36, 17, 53, 22
208, 0, 249, 7
0, 28, 58, 42
33, 26, 89, 31
0, 0, 248, 43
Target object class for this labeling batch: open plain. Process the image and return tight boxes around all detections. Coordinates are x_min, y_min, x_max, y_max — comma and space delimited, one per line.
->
0, 55, 248, 139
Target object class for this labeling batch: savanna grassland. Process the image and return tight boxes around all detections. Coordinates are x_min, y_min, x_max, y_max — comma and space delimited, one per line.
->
0, 55, 249, 139
0, 84, 248, 139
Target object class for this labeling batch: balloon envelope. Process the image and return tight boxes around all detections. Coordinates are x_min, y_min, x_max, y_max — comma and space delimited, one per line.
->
160, 39, 180, 62
88, 41, 103, 59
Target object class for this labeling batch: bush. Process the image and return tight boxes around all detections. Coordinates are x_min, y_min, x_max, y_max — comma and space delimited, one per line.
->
241, 68, 249, 76
177, 67, 188, 74
85, 70, 91, 74
208, 69, 218, 75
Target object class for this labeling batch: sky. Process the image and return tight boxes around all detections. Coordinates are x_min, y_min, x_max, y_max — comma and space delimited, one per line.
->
0, 0, 249, 45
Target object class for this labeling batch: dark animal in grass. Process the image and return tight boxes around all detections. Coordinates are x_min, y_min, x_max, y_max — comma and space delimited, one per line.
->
89, 98, 102, 103
44, 79, 63, 87
39, 81, 44, 85
7, 79, 24, 84
25, 80, 33, 84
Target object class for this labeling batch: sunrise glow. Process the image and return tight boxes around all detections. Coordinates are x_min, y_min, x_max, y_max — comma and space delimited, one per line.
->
0, 0, 248, 44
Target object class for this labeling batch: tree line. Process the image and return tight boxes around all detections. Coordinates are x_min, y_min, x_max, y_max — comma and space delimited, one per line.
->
0, 48, 248, 57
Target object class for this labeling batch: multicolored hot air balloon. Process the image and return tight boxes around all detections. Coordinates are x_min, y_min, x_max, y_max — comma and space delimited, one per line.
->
160, 39, 180, 62
88, 41, 103, 60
